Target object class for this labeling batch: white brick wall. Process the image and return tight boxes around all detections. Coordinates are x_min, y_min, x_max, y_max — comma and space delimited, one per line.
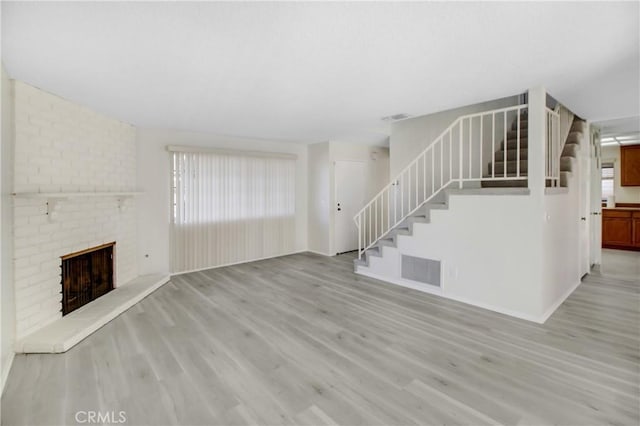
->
13, 81, 138, 339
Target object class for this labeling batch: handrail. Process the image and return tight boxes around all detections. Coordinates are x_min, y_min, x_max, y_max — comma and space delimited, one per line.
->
354, 104, 529, 258
354, 118, 461, 218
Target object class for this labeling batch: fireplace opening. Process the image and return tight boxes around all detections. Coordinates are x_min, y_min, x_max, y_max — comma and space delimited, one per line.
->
61, 242, 115, 315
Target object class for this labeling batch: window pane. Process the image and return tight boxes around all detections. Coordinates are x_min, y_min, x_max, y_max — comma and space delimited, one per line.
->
602, 179, 614, 200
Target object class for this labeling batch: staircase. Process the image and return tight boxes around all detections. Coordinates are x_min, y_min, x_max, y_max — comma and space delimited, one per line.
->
481, 111, 528, 188
353, 103, 588, 274
354, 201, 449, 269
481, 111, 586, 189
558, 119, 587, 186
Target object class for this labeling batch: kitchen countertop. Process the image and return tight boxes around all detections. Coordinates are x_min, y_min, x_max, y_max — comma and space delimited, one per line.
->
602, 207, 640, 211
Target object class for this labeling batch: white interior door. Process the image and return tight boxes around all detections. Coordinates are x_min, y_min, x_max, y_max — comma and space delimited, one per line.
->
589, 127, 602, 267
579, 124, 591, 277
334, 160, 367, 254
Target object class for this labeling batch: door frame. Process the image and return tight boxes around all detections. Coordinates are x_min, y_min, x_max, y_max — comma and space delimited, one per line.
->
332, 159, 367, 255
589, 125, 602, 268
578, 123, 591, 277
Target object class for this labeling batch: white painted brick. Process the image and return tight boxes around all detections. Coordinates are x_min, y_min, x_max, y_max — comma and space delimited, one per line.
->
14, 246, 40, 259
14, 272, 44, 289
40, 240, 63, 252
16, 283, 47, 301
16, 304, 42, 321
13, 81, 139, 339
27, 216, 47, 227
13, 236, 39, 250
13, 257, 31, 268
29, 251, 53, 265
14, 225, 39, 238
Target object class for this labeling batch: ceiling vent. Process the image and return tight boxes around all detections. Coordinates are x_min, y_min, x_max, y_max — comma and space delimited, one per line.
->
381, 113, 411, 122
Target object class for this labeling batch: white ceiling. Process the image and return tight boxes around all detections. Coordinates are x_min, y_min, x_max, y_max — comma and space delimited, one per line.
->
2, 2, 639, 145
595, 116, 640, 146
595, 116, 640, 136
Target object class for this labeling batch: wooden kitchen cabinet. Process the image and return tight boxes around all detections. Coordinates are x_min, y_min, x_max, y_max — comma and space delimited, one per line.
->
633, 212, 640, 248
602, 209, 640, 251
621, 145, 640, 186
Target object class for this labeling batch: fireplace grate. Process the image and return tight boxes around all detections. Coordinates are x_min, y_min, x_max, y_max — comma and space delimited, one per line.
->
61, 242, 115, 315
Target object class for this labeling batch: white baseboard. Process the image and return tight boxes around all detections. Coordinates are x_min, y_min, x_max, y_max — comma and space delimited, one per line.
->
356, 269, 443, 296
443, 292, 544, 323
1, 351, 15, 395
538, 279, 582, 323
171, 250, 308, 276
305, 249, 333, 257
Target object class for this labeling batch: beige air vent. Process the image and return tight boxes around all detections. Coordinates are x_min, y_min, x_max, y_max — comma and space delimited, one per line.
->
401, 255, 441, 287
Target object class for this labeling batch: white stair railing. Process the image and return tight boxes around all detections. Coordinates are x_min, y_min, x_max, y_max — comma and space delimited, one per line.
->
354, 104, 528, 258
545, 107, 561, 187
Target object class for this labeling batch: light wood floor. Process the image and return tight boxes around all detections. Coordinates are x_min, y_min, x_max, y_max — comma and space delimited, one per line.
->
2, 252, 639, 426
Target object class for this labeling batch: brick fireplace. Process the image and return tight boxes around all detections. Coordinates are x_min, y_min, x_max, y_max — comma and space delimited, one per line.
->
12, 81, 138, 339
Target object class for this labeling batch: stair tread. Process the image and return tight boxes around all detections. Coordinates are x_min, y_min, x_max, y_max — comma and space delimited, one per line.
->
481, 180, 527, 188
482, 174, 528, 178
492, 159, 527, 164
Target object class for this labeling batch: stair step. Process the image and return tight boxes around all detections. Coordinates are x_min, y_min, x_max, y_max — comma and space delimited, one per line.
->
366, 247, 382, 258
512, 119, 528, 131
566, 132, 583, 144
489, 160, 528, 175
560, 156, 575, 172
377, 237, 396, 248
501, 139, 528, 150
571, 120, 587, 133
562, 142, 580, 158
388, 227, 411, 238
507, 129, 528, 139
481, 179, 527, 188
425, 202, 448, 210
353, 258, 367, 271
409, 214, 429, 222
495, 148, 527, 161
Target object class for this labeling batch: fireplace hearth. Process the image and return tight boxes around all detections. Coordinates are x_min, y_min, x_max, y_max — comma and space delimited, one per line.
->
61, 242, 115, 315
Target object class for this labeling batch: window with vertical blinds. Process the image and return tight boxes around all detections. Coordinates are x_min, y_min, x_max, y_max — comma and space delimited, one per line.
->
601, 162, 614, 201
169, 147, 296, 273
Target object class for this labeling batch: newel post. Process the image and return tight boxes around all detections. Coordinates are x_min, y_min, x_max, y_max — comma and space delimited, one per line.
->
527, 86, 547, 199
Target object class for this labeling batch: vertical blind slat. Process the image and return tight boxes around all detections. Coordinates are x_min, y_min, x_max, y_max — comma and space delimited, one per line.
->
170, 151, 296, 273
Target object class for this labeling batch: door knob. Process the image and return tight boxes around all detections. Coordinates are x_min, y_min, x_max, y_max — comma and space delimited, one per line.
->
581, 217, 586, 221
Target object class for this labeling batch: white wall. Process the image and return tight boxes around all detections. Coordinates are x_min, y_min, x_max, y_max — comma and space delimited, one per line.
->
361, 192, 546, 320
12, 81, 138, 339
136, 129, 308, 274
390, 95, 521, 177
1, 65, 16, 392
541, 188, 581, 317
359, 180, 586, 322
307, 142, 331, 255
601, 145, 640, 204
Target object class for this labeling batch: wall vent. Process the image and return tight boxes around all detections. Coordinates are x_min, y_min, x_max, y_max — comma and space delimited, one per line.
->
401, 255, 441, 287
